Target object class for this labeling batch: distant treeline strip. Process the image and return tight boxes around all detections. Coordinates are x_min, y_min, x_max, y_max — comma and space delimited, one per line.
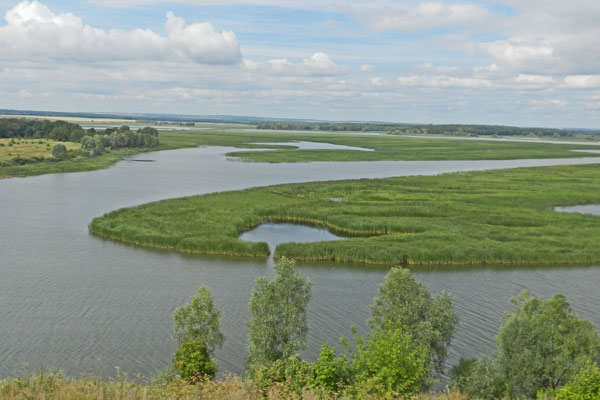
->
256, 122, 600, 137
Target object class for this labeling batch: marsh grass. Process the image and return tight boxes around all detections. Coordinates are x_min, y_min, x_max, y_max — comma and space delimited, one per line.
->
91, 164, 600, 266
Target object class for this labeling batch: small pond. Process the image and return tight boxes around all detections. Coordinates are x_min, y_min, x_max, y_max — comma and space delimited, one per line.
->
250, 141, 374, 152
555, 204, 600, 216
239, 223, 345, 255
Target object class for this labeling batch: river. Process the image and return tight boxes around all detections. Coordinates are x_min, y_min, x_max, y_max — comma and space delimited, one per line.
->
1, 145, 600, 380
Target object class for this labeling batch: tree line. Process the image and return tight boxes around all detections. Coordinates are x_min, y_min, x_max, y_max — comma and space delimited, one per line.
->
257, 121, 600, 138
161, 258, 600, 398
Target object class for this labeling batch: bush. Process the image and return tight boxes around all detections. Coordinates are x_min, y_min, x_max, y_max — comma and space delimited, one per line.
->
250, 355, 313, 396
312, 344, 352, 392
51, 143, 68, 159
350, 323, 430, 397
173, 340, 217, 383
556, 363, 600, 400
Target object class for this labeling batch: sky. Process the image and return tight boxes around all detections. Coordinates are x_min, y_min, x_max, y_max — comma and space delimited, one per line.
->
0, 0, 599, 127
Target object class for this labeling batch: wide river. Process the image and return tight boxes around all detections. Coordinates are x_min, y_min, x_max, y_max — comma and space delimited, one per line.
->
2, 145, 600, 380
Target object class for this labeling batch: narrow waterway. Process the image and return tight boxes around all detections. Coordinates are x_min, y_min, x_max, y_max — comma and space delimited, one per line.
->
1, 145, 600, 380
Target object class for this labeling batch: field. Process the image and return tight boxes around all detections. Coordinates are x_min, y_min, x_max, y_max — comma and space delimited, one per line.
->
0, 138, 80, 161
90, 163, 600, 267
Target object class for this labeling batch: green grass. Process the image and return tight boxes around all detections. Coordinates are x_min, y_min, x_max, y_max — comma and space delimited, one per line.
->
3, 128, 600, 179
0, 138, 80, 161
90, 163, 600, 267
159, 129, 600, 163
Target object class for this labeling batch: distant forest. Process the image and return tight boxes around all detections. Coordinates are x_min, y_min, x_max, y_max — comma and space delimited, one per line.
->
0, 118, 86, 142
257, 122, 600, 138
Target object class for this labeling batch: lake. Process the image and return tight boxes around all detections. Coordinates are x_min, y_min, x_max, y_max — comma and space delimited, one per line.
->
1, 145, 600, 380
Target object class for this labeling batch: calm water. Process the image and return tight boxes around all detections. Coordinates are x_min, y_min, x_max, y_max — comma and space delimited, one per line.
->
555, 204, 600, 216
1, 146, 600, 380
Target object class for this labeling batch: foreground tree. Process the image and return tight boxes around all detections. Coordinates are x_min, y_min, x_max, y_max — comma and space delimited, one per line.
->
462, 291, 600, 399
497, 291, 600, 397
173, 286, 224, 352
246, 257, 311, 370
369, 267, 458, 374
171, 286, 224, 383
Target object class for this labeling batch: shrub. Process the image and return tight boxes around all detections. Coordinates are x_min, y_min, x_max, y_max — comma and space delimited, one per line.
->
556, 363, 600, 400
350, 323, 430, 397
173, 340, 217, 383
312, 344, 352, 392
51, 143, 68, 159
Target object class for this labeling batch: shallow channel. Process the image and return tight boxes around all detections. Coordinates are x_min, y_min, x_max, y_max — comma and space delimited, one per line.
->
1, 146, 600, 380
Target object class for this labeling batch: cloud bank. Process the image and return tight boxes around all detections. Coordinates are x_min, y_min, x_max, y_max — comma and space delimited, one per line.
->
0, 1, 242, 64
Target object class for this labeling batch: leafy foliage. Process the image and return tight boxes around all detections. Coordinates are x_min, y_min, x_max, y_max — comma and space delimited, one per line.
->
461, 292, 600, 399
172, 286, 224, 352
496, 291, 600, 397
173, 341, 217, 383
349, 322, 430, 397
370, 267, 457, 374
51, 143, 68, 159
246, 258, 311, 370
312, 344, 352, 392
556, 363, 600, 400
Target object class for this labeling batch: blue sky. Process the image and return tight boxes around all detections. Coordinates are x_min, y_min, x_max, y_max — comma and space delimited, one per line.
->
0, 0, 599, 127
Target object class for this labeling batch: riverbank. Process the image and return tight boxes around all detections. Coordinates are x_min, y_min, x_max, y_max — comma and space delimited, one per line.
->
0, 372, 465, 400
3, 128, 600, 179
90, 163, 600, 266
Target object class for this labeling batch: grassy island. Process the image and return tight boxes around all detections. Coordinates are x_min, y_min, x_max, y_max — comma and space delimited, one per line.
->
90, 163, 600, 266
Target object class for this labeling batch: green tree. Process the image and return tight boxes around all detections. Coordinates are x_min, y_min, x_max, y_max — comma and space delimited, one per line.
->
246, 257, 311, 370
172, 286, 224, 353
369, 267, 457, 374
51, 143, 68, 159
496, 291, 600, 398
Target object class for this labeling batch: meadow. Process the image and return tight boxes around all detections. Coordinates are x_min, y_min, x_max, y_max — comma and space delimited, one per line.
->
0, 138, 80, 161
90, 163, 600, 266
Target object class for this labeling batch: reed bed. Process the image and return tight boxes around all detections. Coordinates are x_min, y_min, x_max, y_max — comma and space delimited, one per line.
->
90, 164, 600, 267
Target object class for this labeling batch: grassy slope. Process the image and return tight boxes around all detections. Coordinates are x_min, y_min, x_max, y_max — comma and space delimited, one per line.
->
0, 373, 466, 400
2, 128, 600, 179
91, 164, 600, 266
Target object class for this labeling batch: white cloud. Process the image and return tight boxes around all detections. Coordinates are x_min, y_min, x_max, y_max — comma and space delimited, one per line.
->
478, 40, 555, 71
397, 75, 492, 88
562, 75, 600, 90
0, 1, 242, 64
244, 53, 347, 77
351, 2, 495, 32
360, 64, 373, 73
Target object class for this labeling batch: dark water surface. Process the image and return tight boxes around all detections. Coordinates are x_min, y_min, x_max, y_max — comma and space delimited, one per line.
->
2, 146, 600, 379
